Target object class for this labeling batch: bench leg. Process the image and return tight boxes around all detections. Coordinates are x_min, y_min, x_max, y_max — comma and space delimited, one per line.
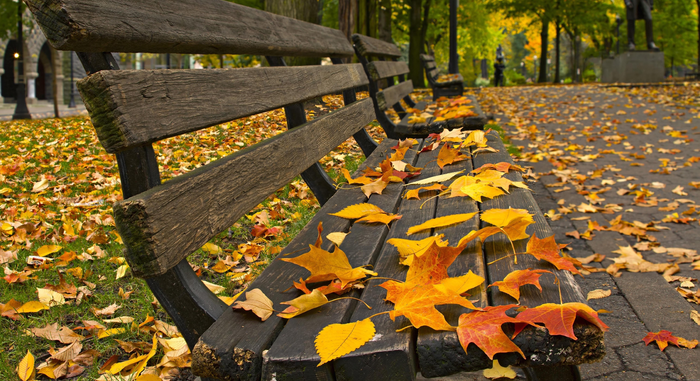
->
522, 365, 581, 381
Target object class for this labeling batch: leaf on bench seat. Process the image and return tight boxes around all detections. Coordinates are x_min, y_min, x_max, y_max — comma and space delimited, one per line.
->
489, 269, 552, 302
457, 305, 524, 360
406, 212, 478, 235
514, 303, 609, 341
278, 289, 329, 319
525, 234, 580, 275
232, 288, 274, 321
329, 204, 386, 219
282, 245, 377, 287
315, 318, 376, 366
437, 144, 469, 169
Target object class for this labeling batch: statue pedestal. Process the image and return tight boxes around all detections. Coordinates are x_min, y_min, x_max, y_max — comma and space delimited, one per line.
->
604, 51, 664, 83
601, 58, 617, 83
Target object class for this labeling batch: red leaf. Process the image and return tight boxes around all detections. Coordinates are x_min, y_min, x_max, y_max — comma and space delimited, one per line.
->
489, 269, 552, 302
643, 330, 698, 351
515, 302, 609, 340
457, 305, 525, 359
525, 234, 580, 275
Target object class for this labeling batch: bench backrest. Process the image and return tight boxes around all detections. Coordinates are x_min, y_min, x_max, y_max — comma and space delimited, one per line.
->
352, 34, 416, 139
420, 54, 440, 84
28, 0, 376, 347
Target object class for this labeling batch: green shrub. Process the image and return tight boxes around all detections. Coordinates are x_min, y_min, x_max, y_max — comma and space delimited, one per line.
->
474, 77, 490, 87
583, 69, 597, 83
505, 70, 526, 85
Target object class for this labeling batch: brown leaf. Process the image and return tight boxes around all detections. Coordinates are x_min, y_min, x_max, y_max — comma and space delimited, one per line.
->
232, 288, 274, 321
30, 323, 84, 344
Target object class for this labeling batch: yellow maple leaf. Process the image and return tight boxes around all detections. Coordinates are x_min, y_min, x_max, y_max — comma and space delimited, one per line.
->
278, 289, 329, 319
329, 203, 386, 219
360, 174, 390, 198
460, 183, 506, 202
282, 245, 377, 287
315, 318, 376, 366
480, 208, 534, 241
406, 212, 478, 235
437, 144, 469, 169
232, 288, 274, 321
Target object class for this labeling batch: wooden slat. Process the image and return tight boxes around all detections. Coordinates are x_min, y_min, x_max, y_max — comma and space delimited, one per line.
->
428, 68, 439, 80
396, 95, 486, 137
333, 142, 441, 381
377, 80, 413, 111
415, 150, 489, 378
352, 34, 402, 58
261, 143, 420, 380
26, 0, 354, 57
191, 139, 403, 381
114, 98, 376, 278
424, 61, 437, 71
78, 64, 369, 153
367, 61, 410, 81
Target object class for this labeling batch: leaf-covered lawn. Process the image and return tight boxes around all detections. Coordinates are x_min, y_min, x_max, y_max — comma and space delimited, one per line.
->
0, 94, 382, 380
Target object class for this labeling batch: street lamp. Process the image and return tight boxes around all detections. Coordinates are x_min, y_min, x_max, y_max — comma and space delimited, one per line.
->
533, 55, 538, 81
12, 0, 31, 120
68, 52, 76, 108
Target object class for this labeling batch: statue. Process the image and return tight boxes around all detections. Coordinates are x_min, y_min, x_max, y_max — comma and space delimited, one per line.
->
493, 45, 505, 87
625, 0, 660, 51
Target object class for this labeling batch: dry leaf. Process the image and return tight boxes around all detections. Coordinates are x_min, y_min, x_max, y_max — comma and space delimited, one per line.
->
483, 359, 516, 379
30, 323, 84, 344
315, 318, 375, 366
409, 170, 465, 185
16, 350, 34, 381
406, 212, 478, 235
91, 303, 121, 317
36, 245, 62, 257
329, 203, 386, 219
232, 288, 274, 321
587, 289, 612, 300
38, 288, 66, 307
278, 289, 329, 319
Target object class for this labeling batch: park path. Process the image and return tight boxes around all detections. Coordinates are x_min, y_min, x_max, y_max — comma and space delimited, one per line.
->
470, 84, 699, 381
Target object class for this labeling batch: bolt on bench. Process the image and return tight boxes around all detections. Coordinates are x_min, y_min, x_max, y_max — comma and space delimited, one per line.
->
353, 34, 485, 139
27, 1, 606, 380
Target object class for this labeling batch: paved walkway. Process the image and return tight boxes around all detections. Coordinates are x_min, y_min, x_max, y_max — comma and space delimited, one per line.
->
0, 100, 87, 121
470, 84, 699, 380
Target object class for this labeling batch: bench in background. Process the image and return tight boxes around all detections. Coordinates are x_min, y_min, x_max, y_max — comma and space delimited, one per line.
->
421, 53, 465, 99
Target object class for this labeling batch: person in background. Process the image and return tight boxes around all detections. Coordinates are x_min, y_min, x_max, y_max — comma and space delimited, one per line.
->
494, 46, 506, 87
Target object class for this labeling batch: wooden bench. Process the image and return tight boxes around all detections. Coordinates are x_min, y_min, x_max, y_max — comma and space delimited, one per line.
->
353, 34, 485, 139
28, 1, 605, 380
421, 54, 464, 99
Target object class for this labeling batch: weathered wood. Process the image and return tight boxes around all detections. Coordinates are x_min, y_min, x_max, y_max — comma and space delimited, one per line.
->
261, 144, 420, 381
396, 95, 487, 137
26, 0, 354, 57
114, 98, 376, 278
333, 142, 440, 381
191, 139, 397, 381
352, 34, 402, 58
77, 64, 369, 153
377, 80, 413, 111
367, 61, 410, 81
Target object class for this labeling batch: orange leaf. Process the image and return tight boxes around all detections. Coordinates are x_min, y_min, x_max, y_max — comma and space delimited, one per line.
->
457, 305, 525, 359
329, 204, 386, 219
437, 144, 468, 169
356, 213, 402, 225
405, 240, 467, 285
515, 302, 609, 340
489, 269, 552, 302
480, 208, 534, 241
643, 330, 698, 351
278, 289, 329, 319
360, 173, 390, 197
525, 234, 580, 275
404, 184, 446, 200
282, 245, 377, 287
387, 235, 447, 265
473, 162, 525, 174
341, 168, 373, 185
406, 212, 478, 235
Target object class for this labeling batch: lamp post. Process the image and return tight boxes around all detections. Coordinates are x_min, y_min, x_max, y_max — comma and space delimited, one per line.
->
520, 61, 525, 78
547, 58, 551, 82
616, 16, 622, 54
533, 55, 538, 81
12, 0, 31, 120
68, 52, 76, 108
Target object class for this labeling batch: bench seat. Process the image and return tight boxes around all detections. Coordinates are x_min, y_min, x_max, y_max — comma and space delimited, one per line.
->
422, 54, 465, 99
395, 95, 487, 137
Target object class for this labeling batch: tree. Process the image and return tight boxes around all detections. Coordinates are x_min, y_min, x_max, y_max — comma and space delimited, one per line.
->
653, 0, 698, 74
265, 0, 321, 66
408, 0, 432, 88
378, 0, 392, 43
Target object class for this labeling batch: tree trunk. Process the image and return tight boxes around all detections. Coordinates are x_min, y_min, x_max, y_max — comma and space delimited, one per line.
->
555, 20, 561, 83
538, 19, 549, 83
266, 0, 321, 66
51, 48, 60, 118
378, 0, 392, 43
408, 0, 425, 87
697, 0, 699, 70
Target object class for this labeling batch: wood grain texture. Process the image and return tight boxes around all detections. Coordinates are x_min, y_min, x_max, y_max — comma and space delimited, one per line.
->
77, 64, 369, 153
376, 80, 413, 111
352, 34, 402, 58
367, 61, 410, 81
26, 0, 354, 57
114, 99, 375, 278
261, 144, 419, 381
191, 139, 396, 381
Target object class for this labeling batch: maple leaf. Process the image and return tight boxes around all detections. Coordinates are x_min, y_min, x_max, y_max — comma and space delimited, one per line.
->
481, 208, 534, 241
457, 305, 524, 359
460, 182, 506, 202
525, 234, 580, 275
405, 240, 467, 284
515, 302, 609, 340
437, 144, 469, 169
278, 289, 329, 319
232, 288, 274, 321
381, 280, 477, 331
473, 162, 525, 175
341, 168, 373, 185
406, 212, 478, 235
387, 235, 447, 265
356, 212, 402, 225
489, 269, 552, 302
643, 330, 698, 351
315, 318, 376, 366
404, 184, 446, 200
281, 245, 376, 287
360, 171, 391, 197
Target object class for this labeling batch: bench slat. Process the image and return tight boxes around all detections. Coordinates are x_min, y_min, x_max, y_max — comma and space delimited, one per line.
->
367, 61, 410, 81
78, 64, 369, 153
376, 80, 413, 111
191, 139, 397, 380
333, 143, 440, 380
114, 98, 375, 278
26, 0, 354, 57
261, 144, 420, 380
395, 95, 486, 137
352, 34, 402, 58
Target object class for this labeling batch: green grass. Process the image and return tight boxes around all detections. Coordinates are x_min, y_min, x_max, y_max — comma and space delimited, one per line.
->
485, 122, 521, 157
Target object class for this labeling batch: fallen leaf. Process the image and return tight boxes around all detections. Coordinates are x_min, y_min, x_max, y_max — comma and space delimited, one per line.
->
410, 170, 465, 185
16, 350, 34, 381
51, 341, 82, 362
282, 245, 376, 287
97, 327, 126, 339
30, 323, 84, 343
406, 212, 478, 235
587, 289, 612, 300
525, 234, 580, 275
329, 203, 386, 219
480, 208, 535, 241
315, 318, 375, 366
201, 242, 222, 255
404, 184, 446, 200
457, 305, 525, 359
691, 310, 700, 326
356, 212, 402, 225
437, 144, 468, 168
232, 288, 274, 321
483, 359, 516, 379
489, 269, 552, 302
515, 303, 609, 340
91, 303, 121, 317
643, 330, 698, 351
16, 301, 50, 314
36, 245, 62, 257
326, 232, 348, 246
37, 287, 66, 307
202, 280, 225, 295
278, 289, 329, 319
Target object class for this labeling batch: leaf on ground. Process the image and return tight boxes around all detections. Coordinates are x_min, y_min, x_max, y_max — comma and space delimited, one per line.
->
202, 280, 225, 295
201, 242, 222, 255
329, 203, 386, 219
480, 208, 534, 241
97, 327, 127, 339
643, 330, 698, 351
30, 323, 84, 343
483, 359, 517, 379
356, 212, 402, 225
16, 350, 34, 381
282, 245, 376, 287
691, 310, 700, 326
315, 318, 375, 366
36, 245, 62, 257
457, 305, 524, 359
91, 303, 121, 317
50, 341, 82, 362
587, 289, 612, 300
525, 234, 580, 275
103, 316, 135, 324
406, 212, 478, 235
16, 301, 50, 314
515, 302, 609, 340
108, 334, 157, 375
38, 288, 66, 307
232, 288, 274, 321
437, 144, 468, 168
278, 289, 329, 319
410, 170, 465, 185
489, 269, 552, 302
0, 249, 17, 264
